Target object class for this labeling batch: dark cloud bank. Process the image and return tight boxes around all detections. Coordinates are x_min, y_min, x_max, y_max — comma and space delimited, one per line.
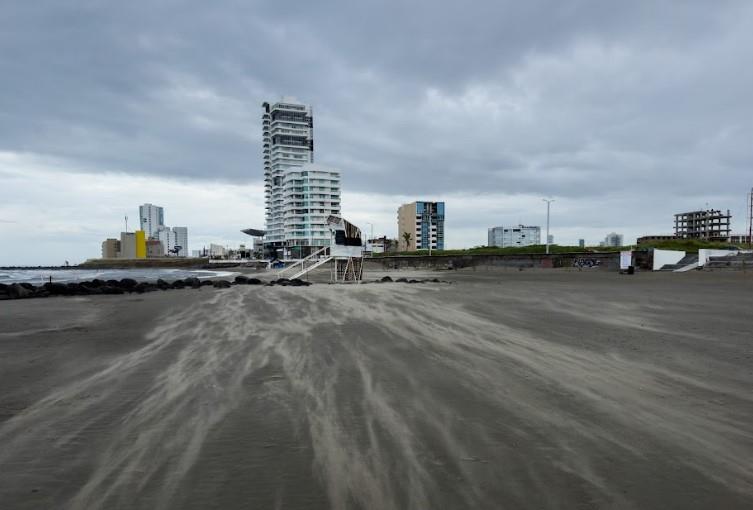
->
2, 0, 752, 240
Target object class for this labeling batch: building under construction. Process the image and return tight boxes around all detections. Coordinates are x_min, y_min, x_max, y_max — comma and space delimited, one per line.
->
674, 209, 731, 241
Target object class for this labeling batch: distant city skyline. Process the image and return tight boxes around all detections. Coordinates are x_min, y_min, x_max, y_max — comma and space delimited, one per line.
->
2, 1, 753, 265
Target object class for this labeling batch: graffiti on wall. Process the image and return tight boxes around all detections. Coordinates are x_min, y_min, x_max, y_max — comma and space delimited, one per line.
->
573, 257, 601, 268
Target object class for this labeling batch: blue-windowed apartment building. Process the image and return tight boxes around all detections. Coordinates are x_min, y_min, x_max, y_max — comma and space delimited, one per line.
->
397, 201, 445, 251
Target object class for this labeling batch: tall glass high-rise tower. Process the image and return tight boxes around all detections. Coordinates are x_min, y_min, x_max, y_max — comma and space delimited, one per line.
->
262, 98, 341, 258
139, 203, 164, 239
262, 98, 314, 253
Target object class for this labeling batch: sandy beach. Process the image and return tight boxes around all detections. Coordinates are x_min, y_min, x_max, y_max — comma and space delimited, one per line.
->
1, 269, 752, 509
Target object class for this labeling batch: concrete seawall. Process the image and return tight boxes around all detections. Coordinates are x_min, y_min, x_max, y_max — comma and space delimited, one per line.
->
366, 252, 620, 271
78, 257, 211, 269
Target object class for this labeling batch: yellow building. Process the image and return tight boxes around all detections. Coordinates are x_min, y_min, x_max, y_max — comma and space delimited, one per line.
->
135, 230, 147, 259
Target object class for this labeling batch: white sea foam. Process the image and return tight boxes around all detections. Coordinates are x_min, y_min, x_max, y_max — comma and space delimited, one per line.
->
0, 268, 240, 284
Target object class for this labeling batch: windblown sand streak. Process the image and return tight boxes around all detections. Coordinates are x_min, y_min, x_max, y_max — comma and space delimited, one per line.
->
1, 272, 752, 509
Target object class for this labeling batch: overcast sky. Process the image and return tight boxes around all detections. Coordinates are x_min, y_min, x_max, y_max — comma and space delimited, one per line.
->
1, 0, 752, 265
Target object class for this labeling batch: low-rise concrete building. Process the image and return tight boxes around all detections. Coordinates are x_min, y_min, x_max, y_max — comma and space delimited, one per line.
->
365, 237, 398, 254
209, 244, 227, 257
119, 232, 135, 259
729, 234, 752, 245
119, 231, 146, 259
101, 238, 120, 258
146, 239, 164, 258
674, 209, 731, 240
488, 225, 541, 248
637, 235, 676, 245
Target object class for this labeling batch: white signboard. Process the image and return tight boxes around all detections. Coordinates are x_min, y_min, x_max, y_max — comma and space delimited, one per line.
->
620, 250, 632, 270
652, 249, 685, 271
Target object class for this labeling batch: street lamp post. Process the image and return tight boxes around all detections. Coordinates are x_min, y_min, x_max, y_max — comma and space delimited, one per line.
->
365, 222, 374, 256
365, 222, 374, 243
542, 198, 555, 255
428, 204, 433, 256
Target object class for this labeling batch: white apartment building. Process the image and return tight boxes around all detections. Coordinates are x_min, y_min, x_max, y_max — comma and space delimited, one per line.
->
488, 225, 541, 248
262, 98, 341, 257
280, 164, 341, 257
139, 203, 164, 239
173, 227, 188, 257
209, 244, 227, 257
158, 226, 188, 257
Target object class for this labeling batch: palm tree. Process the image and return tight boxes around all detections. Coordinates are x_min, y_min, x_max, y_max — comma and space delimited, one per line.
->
402, 232, 412, 250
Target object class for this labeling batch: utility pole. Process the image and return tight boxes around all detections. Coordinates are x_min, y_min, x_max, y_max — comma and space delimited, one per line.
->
748, 187, 753, 249
542, 199, 554, 254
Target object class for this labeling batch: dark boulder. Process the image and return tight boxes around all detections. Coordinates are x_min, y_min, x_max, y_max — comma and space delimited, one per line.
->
247, 278, 262, 285
66, 282, 88, 295
213, 280, 232, 289
289, 278, 311, 287
19, 282, 35, 290
184, 277, 201, 289
8, 283, 34, 299
156, 279, 170, 290
119, 278, 138, 290
275, 278, 290, 286
408, 279, 422, 284
101, 285, 125, 295
200, 280, 213, 286
43, 282, 69, 295
0, 283, 8, 292
171, 280, 186, 289
134, 282, 157, 293
396, 278, 408, 283
89, 279, 105, 288
80, 282, 103, 295
234, 275, 249, 284
106, 279, 120, 287
379, 276, 393, 283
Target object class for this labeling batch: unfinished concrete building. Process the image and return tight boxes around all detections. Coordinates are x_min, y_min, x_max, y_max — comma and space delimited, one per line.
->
674, 209, 731, 241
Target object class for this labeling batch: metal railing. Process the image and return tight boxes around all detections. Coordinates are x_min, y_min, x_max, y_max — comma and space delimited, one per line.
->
276, 246, 330, 278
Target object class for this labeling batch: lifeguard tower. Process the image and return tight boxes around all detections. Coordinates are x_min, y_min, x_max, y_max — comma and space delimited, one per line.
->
327, 216, 364, 282
275, 216, 364, 282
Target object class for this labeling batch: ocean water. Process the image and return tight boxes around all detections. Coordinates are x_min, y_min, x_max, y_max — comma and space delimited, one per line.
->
0, 268, 240, 285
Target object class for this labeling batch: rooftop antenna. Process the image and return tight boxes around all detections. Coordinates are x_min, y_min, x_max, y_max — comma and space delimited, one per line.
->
125, 215, 128, 233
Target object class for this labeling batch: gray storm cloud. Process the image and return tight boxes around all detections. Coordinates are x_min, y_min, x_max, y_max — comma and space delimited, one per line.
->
1, 1, 752, 264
